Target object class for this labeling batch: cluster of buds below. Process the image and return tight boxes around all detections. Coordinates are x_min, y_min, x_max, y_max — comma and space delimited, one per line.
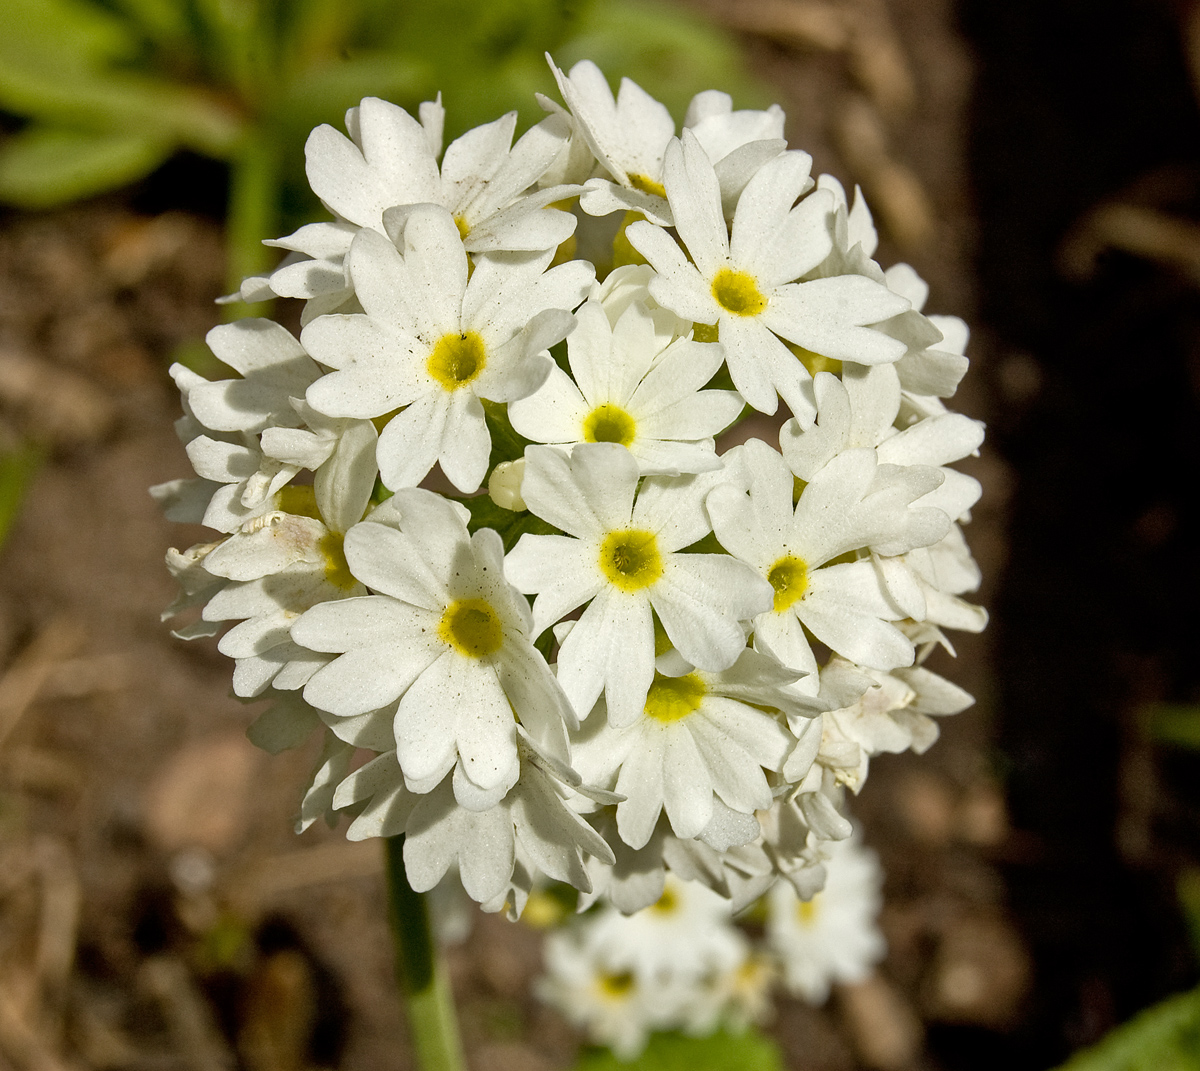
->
155, 58, 985, 921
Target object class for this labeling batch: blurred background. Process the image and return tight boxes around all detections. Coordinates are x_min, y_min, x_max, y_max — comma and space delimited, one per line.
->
0, 0, 1197, 1068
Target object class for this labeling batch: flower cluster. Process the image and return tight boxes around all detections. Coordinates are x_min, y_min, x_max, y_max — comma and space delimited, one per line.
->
537, 836, 884, 1056
156, 59, 984, 920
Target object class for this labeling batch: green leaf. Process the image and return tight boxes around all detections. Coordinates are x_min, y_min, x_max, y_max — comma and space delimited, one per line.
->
1147, 703, 1200, 750
0, 126, 171, 207
574, 1029, 785, 1071
0, 63, 243, 155
1053, 986, 1200, 1071
275, 51, 432, 136
0, 0, 141, 72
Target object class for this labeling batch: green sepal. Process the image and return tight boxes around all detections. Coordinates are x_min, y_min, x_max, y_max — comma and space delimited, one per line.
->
0, 125, 171, 207
482, 399, 532, 469
458, 494, 559, 553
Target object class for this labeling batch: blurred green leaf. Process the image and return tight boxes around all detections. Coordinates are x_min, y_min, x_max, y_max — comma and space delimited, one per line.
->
1146, 704, 1200, 750
275, 52, 431, 137
1, 0, 141, 72
0, 125, 171, 207
0, 444, 42, 553
1053, 986, 1200, 1071
0, 62, 243, 154
574, 1029, 785, 1071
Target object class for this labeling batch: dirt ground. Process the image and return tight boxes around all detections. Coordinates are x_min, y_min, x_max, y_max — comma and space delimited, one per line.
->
0, 0, 1194, 1069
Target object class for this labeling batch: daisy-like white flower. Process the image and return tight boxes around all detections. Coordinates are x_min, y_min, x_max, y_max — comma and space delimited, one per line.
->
585, 874, 746, 984
507, 297, 743, 476
331, 738, 616, 907
291, 489, 575, 805
570, 649, 806, 849
300, 205, 592, 493
505, 443, 773, 726
546, 60, 787, 227
707, 439, 949, 686
765, 834, 886, 1003
626, 132, 911, 420
538, 929, 691, 1058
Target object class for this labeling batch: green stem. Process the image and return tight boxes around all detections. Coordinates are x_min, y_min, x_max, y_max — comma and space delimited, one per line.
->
224, 132, 280, 320
384, 836, 466, 1071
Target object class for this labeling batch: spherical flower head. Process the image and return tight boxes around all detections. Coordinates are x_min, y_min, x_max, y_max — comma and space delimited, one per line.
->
292, 489, 575, 804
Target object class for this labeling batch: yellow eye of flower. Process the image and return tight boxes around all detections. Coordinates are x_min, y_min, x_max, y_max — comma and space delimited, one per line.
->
767, 555, 809, 612
427, 331, 487, 391
598, 971, 635, 999
643, 672, 707, 724
598, 529, 662, 591
438, 598, 503, 657
583, 403, 636, 446
712, 268, 767, 317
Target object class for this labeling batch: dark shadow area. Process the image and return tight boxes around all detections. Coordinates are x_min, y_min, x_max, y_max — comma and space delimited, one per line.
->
958, 0, 1200, 1063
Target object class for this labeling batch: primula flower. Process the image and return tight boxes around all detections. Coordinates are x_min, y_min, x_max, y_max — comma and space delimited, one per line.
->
292, 489, 575, 804
708, 439, 949, 685
505, 443, 773, 726
627, 132, 910, 419
571, 649, 809, 848
300, 204, 592, 493
766, 834, 886, 1003
507, 297, 743, 475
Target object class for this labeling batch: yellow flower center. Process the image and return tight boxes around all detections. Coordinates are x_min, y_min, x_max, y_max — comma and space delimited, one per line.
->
318, 531, 357, 590
797, 895, 819, 926
628, 173, 666, 198
649, 885, 681, 914
712, 267, 767, 317
427, 331, 487, 391
437, 598, 503, 658
692, 322, 719, 343
598, 971, 635, 999
582, 403, 636, 446
644, 672, 707, 724
767, 554, 809, 613
598, 529, 663, 591
453, 215, 471, 240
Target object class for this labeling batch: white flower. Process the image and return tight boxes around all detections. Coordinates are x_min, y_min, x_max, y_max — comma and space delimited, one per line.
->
585, 874, 745, 984
548, 59, 788, 226
182, 319, 322, 434
766, 835, 886, 1003
300, 205, 592, 492
538, 929, 689, 1058
570, 649, 802, 848
627, 131, 910, 419
332, 739, 615, 906
707, 439, 949, 686
507, 297, 743, 475
292, 489, 575, 805
505, 443, 773, 726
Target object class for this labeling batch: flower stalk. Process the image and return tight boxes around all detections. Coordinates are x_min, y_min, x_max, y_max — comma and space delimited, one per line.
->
384, 836, 466, 1071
